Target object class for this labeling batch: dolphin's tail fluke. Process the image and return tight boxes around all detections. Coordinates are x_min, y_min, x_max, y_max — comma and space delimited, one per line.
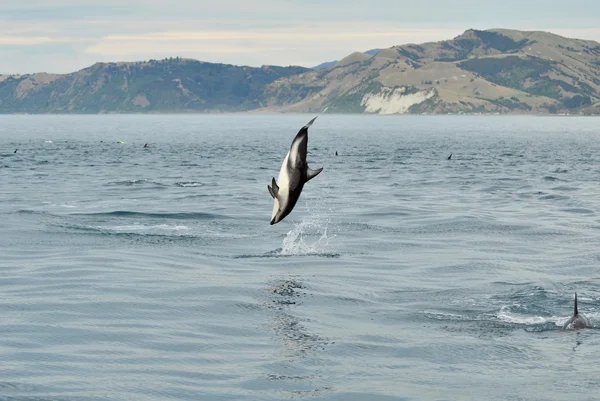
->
574, 292, 578, 316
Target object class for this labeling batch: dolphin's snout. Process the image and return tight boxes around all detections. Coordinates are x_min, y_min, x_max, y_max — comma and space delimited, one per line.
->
270, 214, 279, 225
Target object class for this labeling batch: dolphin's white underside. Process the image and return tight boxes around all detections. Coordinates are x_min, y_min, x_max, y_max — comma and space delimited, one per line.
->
271, 150, 291, 222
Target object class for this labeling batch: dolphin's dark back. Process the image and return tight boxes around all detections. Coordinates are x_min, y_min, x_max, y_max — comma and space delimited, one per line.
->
289, 117, 317, 166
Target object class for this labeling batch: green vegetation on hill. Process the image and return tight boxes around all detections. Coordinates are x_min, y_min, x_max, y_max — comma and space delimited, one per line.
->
0, 58, 309, 113
1, 29, 600, 114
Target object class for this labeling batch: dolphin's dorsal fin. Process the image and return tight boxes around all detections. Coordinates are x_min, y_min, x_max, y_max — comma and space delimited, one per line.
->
268, 178, 280, 199
306, 166, 323, 182
574, 292, 578, 316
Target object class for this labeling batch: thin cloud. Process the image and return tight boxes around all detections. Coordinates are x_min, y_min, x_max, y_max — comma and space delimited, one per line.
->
84, 26, 463, 65
0, 36, 90, 45
102, 28, 459, 42
1, 0, 600, 73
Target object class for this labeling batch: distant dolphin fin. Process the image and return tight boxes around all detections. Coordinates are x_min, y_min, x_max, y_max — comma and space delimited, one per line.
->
268, 177, 280, 199
306, 166, 323, 182
574, 292, 578, 316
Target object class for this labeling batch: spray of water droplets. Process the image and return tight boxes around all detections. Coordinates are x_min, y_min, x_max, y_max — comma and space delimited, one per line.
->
279, 194, 338, 256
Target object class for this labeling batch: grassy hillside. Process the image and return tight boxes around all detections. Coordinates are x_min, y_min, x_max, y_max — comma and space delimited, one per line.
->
0, 58, 309, 113
262, 29, 600, 115
1, 29, 599, 114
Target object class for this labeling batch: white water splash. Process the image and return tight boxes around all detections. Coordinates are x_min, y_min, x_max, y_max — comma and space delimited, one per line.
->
279, 197, 336, 256
497, 305, 600, 327
496, 305, 563, 326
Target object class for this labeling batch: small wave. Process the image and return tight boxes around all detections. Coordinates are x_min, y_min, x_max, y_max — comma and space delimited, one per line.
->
496, 305, 564, 326
234, 249, 340, 259
62, 223, 201, 241
422, 311, 473, 321
539, 194, 569, 200
551, 186, 579, 191
562, 208, 594, 214
175, 181, 204, 187
70, 211, 226, 220
16, 209, 50, 216
107, 179, 167, 187
100, 224, 189, 232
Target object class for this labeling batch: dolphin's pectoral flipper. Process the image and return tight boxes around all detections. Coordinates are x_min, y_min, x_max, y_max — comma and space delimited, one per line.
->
306, 166, 323, 182
269, 177, 280, 199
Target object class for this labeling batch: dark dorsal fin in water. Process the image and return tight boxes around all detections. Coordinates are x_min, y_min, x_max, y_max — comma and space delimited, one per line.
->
14, 149, 18, 153
447, 153, 452, 160
267, 177, 279, 199
574, 292, 578, 316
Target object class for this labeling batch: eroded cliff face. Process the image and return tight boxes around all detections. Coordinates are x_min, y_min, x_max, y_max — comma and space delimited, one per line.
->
361, 87, 436, 114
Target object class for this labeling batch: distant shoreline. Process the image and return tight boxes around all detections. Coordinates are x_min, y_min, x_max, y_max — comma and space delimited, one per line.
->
1, 112, 598, 117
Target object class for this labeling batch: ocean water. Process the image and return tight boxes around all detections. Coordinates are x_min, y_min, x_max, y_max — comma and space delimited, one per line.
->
1, 114, 600, 400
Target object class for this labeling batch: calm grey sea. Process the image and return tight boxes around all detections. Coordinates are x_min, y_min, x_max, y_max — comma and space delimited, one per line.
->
1, 114, 600, 400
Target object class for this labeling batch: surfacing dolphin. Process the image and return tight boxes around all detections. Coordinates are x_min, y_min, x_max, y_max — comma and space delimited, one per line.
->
268, 116, 323, 225
562, 292, 591, 330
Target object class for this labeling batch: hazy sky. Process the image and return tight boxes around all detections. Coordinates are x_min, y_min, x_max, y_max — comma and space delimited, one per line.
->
1, 0, 599, 74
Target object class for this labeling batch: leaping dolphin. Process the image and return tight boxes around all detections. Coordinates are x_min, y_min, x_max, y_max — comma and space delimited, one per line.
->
268, 116, 323, 225
562, 292, 592, 330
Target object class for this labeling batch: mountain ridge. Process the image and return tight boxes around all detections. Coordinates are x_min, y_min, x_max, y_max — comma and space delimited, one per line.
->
0, 58, 309, 113
261, 28, 600, 115
1, 29, 600, 114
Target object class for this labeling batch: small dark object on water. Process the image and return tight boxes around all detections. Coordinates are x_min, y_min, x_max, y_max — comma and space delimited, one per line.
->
335, 151, 338, 156
447, 153, 452, 160
14, 149, 17, 153
144, 143, 148, 148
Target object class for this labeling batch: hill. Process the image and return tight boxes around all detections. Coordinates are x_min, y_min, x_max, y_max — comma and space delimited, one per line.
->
0, 58, 309, 113
311, 49, 381, 70
262, 29, 600, 115
1, 29, 599, 114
